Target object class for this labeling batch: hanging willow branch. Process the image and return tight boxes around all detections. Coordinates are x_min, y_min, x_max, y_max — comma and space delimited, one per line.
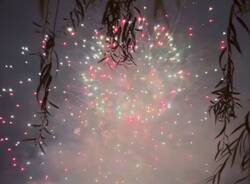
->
63, 0, 96, 31
208, 0, 250, 183
25, 0, 99, 152
99, 0, 142, 66
24, 0, 61, 153
206, 111, 250, 184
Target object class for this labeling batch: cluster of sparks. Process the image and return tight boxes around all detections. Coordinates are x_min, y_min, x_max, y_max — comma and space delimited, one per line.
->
80, 25, 184, 125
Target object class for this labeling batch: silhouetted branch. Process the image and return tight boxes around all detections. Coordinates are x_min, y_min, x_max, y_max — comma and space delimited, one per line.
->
208, 0, 250, 183
207, 110, 250, 184
99, 0, 142, 67
24, 0, 61, 153
63, 0, 96, 31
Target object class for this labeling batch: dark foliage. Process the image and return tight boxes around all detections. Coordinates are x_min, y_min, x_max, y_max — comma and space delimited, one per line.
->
99, 0, 142, 66
208, 0, 250, 183
24, 0, 61, 153
206, 111, 250, 184
64, 0, 96, 31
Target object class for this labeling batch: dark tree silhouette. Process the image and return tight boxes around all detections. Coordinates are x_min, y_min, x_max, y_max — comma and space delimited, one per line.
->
23, 0, 250, 183
208, 1, 250, 184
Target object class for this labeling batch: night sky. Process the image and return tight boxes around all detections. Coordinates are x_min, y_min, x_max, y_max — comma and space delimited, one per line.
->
0, 0, 250, 184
